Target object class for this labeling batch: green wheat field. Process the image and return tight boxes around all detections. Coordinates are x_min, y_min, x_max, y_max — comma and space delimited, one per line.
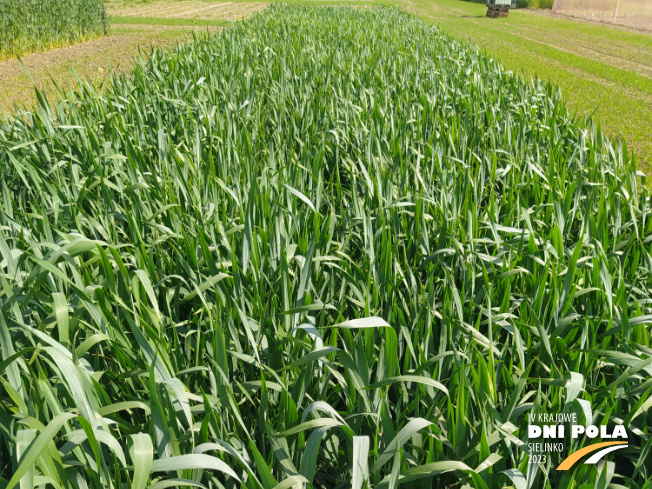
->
0, 0, 108, 60
0, 5, 651, 489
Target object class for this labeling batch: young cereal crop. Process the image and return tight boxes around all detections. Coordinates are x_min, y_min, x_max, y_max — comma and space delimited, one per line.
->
0, 0, 108, 60
0, 5, 651, 489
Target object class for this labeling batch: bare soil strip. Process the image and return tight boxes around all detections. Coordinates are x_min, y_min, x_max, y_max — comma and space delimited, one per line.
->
0, 24, 223, 113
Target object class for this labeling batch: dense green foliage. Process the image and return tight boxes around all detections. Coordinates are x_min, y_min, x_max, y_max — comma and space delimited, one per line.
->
0, 0, 108, 59
1, 5, 651, 489
515, 0, 554, 9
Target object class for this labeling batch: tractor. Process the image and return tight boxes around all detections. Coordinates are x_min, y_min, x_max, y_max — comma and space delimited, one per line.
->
486, 0, 516, 18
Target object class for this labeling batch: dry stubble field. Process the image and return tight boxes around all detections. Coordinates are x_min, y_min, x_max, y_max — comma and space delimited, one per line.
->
106, 0, 268, 20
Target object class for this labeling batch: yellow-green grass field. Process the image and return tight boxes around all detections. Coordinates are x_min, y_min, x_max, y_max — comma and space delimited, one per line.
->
400, 0, 652, 175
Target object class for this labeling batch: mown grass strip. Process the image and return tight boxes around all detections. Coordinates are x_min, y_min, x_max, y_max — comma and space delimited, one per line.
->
109, 15, 233, 27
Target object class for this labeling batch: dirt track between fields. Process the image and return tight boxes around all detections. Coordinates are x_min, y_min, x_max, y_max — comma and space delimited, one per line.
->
0, 24, 223, 112
0, 1, 273, 112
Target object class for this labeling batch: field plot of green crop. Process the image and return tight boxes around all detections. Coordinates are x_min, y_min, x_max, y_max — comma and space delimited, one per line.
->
0, 0, 109, 60
1, 4, 652, 489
